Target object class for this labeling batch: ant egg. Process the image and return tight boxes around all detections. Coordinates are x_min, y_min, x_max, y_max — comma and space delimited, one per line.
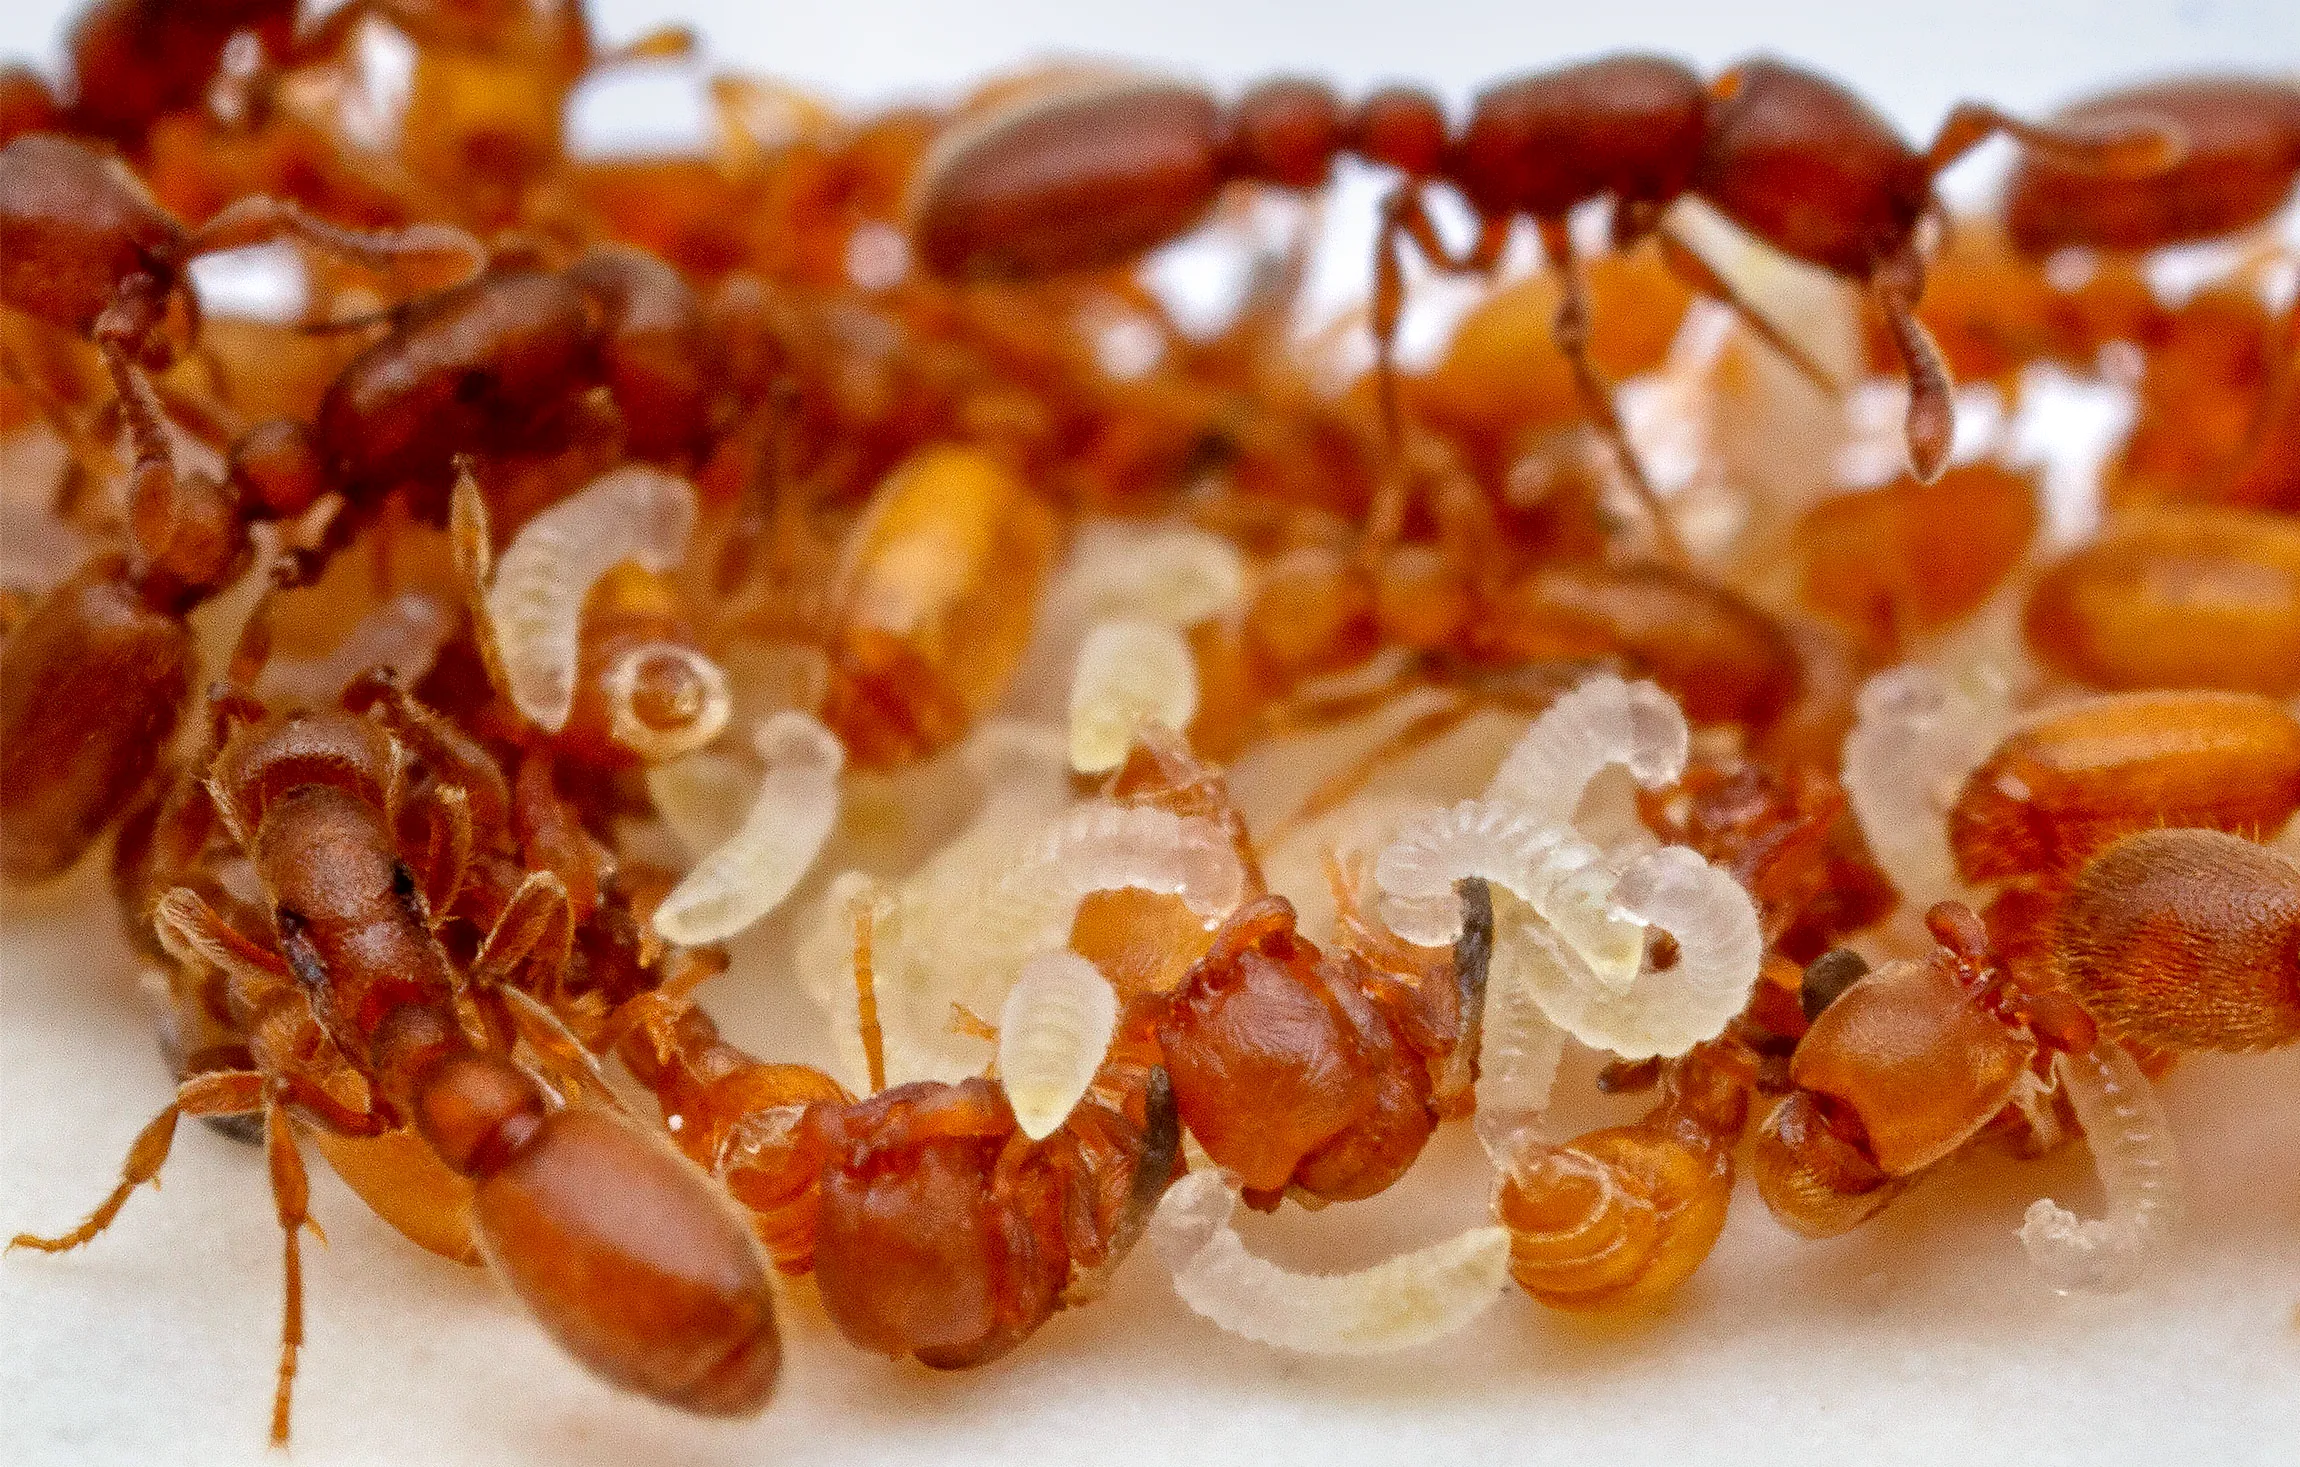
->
485, 464, 698, 733
651, 711, 844, 945
1150, 1170, 1511, 1354
997, 951, 1121, 1140
1068, 619, 1198, 774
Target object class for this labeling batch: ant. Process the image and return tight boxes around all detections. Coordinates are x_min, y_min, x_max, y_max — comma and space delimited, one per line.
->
616, 986, 1180, 1367
51, 1, 299, 151
1752, 901, 2097, 1236
12, 702, 781, 1442
2003, 74, 2300, 257
0, 131, 473, 878
907, 55, 2178, 555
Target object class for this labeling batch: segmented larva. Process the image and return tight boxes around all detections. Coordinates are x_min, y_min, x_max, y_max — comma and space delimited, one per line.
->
2020, 1042, 2182, 1294
485, 464, 698, 733
1486, 672, 1690, 825
1843, 663, 2012, 909
1069, 618, 1199, 774
651, 711, 846, 945
1151, 1171, 1511, 1355
997, 951, 1122, 1141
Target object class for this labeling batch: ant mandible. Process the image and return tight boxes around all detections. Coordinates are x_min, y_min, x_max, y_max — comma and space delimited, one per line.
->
907, 55, 2177, 553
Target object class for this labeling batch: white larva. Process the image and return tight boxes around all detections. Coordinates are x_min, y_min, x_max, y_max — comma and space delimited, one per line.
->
1068, 619, 1199, 774
997, 952, 1121, 1141
1151, 1171, 1511, 1355
1373, 800, 1642, 983
1486, 673, 1690, 826
1842, 663, 2012, 909
651, 712, 845, 945
2020, 1042, 2183, 1294
484, 464, 697, 733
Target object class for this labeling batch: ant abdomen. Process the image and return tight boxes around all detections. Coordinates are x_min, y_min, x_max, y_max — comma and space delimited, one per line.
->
2005, 74, 2300, 256
2024, 506, 2300, 699
469, 1105, 782, 1414
1948, 690, 2300, 887
909, 78, 1229, 281
0, 559, 193, 881
2054, 827, 2300, 1053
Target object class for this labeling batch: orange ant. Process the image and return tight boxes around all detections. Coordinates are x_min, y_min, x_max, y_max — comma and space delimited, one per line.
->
12, 703, 780, 1442
1753, 901, 2097, 1236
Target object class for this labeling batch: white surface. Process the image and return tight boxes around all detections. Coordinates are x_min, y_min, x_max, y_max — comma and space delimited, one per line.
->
8, 2, 2300, 1464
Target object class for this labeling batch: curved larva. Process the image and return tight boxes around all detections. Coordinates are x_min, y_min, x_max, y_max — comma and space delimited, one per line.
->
1471, 920, 1570, 1148
1583, 846, 1765, 1057
809, 800, 1246, 1087
1843, 664, 2011, 908
1069, 619, 1199, 774
603, 641, 732, 764
259, 589, 455, 703
651, 711, 845, 945
1032, 802, 1245, 920
485, 464, 698, 732
1487, 673, 1690, 827
1373, 800, 1643, 986
1151, 1170, 1512, 1355
2020, 1043, 2182, 1294
1061, 521, 1247, 628
998, 951, 1122, 1140
646, 748, 755, 859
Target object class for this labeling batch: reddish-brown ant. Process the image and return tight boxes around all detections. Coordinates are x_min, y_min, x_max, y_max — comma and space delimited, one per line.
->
2003, 74, 2300, 256
12, 706, 781, 1442
52, 1, 298, 150
908, 54, 2176, 544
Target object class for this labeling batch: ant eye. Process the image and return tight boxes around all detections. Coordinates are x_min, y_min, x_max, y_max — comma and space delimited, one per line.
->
1800, 948, 1871, 1022
451, 368, 496, 406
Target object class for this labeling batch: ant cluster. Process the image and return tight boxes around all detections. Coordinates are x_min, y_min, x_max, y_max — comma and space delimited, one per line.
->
3, 0, 2298, 1445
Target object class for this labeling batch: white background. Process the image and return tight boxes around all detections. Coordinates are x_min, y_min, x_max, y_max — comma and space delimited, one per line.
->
6, 2, 2300, 1465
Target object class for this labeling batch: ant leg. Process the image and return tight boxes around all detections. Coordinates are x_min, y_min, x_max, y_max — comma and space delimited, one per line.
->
183, 196, 483, 293
346, 670, 513, 836
592, 22, 698, 69
8, 1069, 267, 1255
511, 752, 607, 918
1872, 245, 1957, 483
1370, 186, 1510, 448
260, 1099, 321, 1447
471, 869, 574, 992
496, 987, 626, 1112
152, 888, 293, 989
1924, 102, 2183, 182
1536, 218, 1688, 565
849, 885, 889, 1095
1259, 693, 1479, 851
1650, 220, 1843, 395
408, 785, 478, 921
0, 340, 121, 497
